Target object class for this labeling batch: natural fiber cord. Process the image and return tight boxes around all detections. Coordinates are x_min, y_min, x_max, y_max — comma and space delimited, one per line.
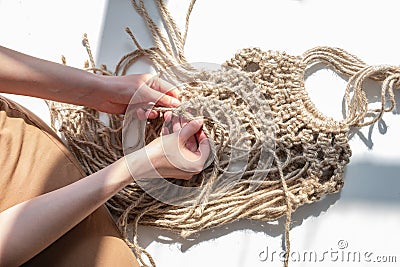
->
48, 1, 399, 266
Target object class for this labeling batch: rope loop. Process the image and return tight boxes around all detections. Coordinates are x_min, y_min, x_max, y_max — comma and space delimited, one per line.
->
302, 47, 399, 127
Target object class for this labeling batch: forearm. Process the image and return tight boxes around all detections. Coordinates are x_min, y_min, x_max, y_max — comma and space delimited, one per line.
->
0, 157, 132, 267
0, 45, 181, 114
0, 45, 103, 105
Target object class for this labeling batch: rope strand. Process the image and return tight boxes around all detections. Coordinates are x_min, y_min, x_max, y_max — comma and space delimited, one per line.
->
48, 2, 398, 267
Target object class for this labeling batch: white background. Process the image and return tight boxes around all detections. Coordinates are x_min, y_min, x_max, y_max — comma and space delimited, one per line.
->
1, 1, 399, 266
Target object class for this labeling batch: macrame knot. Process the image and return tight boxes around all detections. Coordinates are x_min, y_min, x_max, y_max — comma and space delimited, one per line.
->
47, 2, 399, 266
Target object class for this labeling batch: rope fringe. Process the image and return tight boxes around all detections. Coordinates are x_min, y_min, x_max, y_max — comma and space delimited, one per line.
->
49, 2, 398, 267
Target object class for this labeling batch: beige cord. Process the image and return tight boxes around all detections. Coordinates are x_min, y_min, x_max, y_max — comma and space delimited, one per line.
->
49, 1, 399, 267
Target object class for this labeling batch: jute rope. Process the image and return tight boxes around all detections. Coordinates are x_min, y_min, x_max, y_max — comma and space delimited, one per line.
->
48, 1, 399, 266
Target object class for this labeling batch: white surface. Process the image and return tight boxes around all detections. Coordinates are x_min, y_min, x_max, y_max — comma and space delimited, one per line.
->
1, 1, 399, 266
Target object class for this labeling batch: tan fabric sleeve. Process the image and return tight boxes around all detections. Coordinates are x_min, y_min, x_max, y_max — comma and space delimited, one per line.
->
0, 96, 139, 267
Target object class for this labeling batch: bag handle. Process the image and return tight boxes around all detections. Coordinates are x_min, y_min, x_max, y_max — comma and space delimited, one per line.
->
302, 46, 399, 127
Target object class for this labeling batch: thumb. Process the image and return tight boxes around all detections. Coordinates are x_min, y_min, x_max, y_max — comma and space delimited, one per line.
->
140, 84, 181, 107
156, 92, 181, 107
179, 119, 203, 142
198, 135, 211, 163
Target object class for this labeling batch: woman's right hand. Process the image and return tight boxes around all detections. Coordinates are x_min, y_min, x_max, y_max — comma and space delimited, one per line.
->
125, 117, 211, 180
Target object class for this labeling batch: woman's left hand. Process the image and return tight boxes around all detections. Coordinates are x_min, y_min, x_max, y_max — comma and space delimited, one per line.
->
94, 74, 181, 115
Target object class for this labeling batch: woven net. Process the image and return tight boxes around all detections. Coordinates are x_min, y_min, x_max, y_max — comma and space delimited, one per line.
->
48, 1, 399, 266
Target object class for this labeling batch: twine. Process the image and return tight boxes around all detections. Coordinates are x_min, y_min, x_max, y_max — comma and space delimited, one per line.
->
48, 1, 399, 266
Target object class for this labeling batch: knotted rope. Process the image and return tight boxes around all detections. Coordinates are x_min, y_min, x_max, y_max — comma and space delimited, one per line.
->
48, 1, 399, 267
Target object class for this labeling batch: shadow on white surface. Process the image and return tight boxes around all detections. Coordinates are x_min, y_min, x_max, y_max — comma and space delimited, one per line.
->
305, 62, 400, 150
137, 191, 338, 251
137, 160, 400, 254
0, 0, 399, 266
93, 1, 400, 266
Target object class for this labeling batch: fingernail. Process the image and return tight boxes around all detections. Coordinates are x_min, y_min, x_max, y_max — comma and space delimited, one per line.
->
194, 117, 203, 123
172, 99, 181, 106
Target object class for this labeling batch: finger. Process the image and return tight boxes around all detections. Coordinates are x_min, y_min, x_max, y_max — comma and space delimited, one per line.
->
151, 76, 181, 99
179, 119, 203, 141
198, 137, 211, 163
156, 93, 181, 107
185, 136, 198, 152
162, 111, 173, 135
179, 116, 190, 128
136, 108, 146, 120
162, 125, 170, 135
181, 116, 197, 151
172, 115, 182, 132
145, 109, 159, 119
190, 128, 208, 155
142, 84, 181, 107
179, 116, 196, 151
163, 111, 172, 122
196, 128, 208, 143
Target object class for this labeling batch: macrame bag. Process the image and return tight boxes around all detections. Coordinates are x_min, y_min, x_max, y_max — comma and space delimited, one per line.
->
49, 1, 399, 266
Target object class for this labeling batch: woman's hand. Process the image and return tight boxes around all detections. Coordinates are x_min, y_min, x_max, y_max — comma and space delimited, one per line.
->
0, 46, 180, 114
126, 116, 211, 180
95, 74, 181, 115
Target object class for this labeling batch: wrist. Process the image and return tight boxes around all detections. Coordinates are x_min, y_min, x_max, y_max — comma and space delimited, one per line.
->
97, 75, 127, 96
124, 149, 158, 180
97, 74, 132, 103
65, 73, 111, 109
110, 156, 137, 186
79, 73, 106, 98
47, 69, 104, 106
